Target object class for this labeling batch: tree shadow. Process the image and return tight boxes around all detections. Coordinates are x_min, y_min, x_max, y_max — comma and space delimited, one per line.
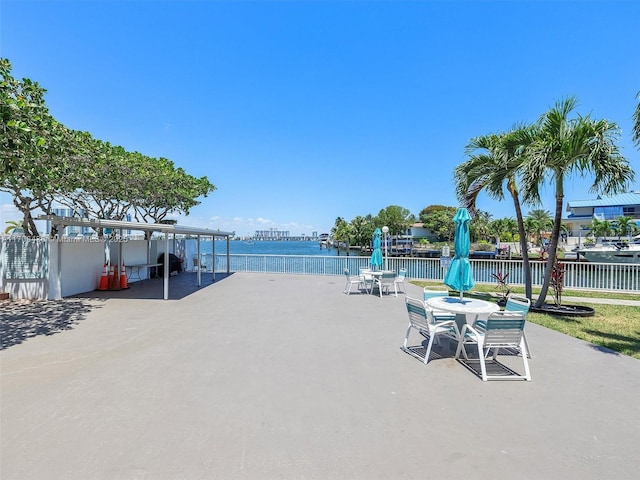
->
0, 298, 103, 350
584, 329, 640, 358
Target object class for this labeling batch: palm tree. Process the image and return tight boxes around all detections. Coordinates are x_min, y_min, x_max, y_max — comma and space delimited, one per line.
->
470, 210, 492, 243
615, 216, 634, 239
588, 218, 613, 242
521, 97, 635, 307
526, 208, 554, 247
454, 126, 537, 299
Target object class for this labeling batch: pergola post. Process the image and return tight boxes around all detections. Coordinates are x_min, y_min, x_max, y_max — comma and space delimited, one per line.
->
163, 232, 169, 300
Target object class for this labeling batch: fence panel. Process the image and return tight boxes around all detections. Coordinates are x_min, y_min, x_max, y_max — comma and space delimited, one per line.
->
213, 254, 640, 293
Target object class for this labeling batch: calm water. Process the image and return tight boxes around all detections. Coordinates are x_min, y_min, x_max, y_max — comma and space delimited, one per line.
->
203, 240, 362, 256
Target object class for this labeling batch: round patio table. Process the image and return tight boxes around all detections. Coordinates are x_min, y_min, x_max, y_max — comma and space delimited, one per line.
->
425, 296, 500, 330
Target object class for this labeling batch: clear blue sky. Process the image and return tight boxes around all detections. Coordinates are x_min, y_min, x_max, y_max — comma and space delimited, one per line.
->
2, 0, 639, 236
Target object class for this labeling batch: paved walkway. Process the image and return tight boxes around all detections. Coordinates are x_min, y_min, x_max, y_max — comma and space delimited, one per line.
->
1, 273, 639, 479
560, 295, 640, 306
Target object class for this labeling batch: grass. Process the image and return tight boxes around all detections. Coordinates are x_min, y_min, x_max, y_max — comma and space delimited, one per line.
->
412, 280, 640, 359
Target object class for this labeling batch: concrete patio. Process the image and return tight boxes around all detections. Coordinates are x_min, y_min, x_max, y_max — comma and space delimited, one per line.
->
1, 272, 639, 479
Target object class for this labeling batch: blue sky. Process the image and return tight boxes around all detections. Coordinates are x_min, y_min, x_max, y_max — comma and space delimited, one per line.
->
2, 0, 639, 236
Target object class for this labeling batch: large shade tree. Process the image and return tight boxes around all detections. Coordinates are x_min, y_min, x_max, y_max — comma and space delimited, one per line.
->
419, 205, 457, 241
1, 58, 79, 236
1, 58, 216, 237
521, 97, 634, 307
375, 205, 415, 236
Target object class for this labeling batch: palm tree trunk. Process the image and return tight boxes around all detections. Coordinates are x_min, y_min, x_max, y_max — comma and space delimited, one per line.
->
510, 190, 532, 299
535, 176, 564, 307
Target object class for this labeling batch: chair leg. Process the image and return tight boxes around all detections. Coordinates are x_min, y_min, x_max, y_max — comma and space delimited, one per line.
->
455, 337, 468, 360
520, 338, 532, 381
477, 339, 488, 381
424, 331, 436, 364
523, 330, 532, 358
402, 325, 412, 350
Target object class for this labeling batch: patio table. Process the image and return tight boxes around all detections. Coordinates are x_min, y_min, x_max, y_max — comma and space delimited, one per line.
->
425, 296, 500, 331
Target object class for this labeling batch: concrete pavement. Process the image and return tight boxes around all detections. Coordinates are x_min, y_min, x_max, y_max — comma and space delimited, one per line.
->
1, 273, 639, 479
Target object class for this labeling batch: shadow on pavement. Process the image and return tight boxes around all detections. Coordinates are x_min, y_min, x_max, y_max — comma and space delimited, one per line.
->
73, 272, 234, 301
1, 298, 104, 350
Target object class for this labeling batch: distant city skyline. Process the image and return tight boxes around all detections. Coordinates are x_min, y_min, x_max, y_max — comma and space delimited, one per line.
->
2, 0, 639, 235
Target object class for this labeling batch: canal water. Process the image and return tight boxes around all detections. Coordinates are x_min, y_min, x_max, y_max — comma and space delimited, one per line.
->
202, 240, 359, 256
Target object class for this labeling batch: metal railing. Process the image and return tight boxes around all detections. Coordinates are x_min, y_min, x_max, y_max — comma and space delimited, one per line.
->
212, 254, 640, 293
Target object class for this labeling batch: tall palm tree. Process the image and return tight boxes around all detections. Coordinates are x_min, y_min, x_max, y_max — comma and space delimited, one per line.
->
454, 126, 537, 299
521, 97, 634, 307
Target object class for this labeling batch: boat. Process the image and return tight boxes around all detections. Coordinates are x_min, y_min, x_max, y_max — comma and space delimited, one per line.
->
576, 239, 640, 264
319, 233, 329, 248
388, 235, 413, 256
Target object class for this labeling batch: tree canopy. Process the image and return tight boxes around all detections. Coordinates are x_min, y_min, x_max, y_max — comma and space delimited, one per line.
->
1, 58, 216, 237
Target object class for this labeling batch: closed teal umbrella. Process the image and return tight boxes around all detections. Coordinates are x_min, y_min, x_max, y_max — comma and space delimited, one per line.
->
370, 228, 383, 270
444, 208, 475, 299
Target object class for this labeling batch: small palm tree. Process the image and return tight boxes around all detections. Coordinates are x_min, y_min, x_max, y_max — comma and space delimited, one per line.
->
589, 218, 613, 241
615, 216, 634, 239
526, 208, 554, 246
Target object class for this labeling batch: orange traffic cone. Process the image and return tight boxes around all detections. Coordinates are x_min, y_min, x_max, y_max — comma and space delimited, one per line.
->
98, 264, 109, 290
109, 264, 121, 290
120, 261, 128, 289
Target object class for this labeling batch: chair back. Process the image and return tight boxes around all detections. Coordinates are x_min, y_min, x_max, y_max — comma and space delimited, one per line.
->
405, 297, 430, 330
483, 311, 526, 346
344, 269, 351, 278
423, 287, 449, 301
505, 295, 531, 315
397, 268, 407, 280
379, 272, 395, 285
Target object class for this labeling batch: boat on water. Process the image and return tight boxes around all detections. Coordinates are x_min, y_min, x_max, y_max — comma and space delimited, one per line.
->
576, 238, 640, 264
319, 233, 330, 248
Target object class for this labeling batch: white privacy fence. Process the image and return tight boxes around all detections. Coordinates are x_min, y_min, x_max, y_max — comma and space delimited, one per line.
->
212, 254, 640, 293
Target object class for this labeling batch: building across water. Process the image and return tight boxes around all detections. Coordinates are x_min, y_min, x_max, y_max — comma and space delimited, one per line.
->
251, 228, 319, 241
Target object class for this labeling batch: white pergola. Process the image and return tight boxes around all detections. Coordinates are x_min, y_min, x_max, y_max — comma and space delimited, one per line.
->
39, 215, 235, 300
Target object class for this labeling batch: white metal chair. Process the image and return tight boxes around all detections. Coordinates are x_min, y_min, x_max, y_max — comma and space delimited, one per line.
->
504, 294, 532, 357
455, 311, 531, 381
374, 271, 397, 297
343, 269, 363, 295
393, 268, 407, 295
402, 297, 460, 364
423, 287, 454, 321
359, 267, 374, 294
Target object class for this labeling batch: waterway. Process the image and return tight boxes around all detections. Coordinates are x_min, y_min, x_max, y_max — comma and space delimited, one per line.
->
201, 240, 359, 256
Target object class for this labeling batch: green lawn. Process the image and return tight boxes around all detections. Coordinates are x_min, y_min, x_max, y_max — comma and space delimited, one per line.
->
411, 281, 640, 359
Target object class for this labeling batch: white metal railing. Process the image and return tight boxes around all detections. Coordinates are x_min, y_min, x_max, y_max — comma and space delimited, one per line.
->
213, 254, 640, 293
